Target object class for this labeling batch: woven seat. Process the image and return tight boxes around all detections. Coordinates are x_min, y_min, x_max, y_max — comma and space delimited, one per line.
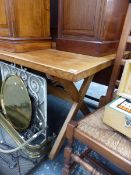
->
78, 108, 131, 162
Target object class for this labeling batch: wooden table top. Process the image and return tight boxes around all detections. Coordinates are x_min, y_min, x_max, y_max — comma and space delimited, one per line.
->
0, 49, 115, 81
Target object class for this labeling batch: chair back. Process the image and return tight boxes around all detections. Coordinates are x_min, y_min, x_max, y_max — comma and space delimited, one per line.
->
105, 4, 131, 104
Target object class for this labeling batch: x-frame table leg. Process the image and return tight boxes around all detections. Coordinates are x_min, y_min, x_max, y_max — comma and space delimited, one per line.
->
49, 75, 94, 160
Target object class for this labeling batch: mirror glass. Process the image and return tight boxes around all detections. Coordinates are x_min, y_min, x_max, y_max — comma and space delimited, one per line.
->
1, 75, 32, 131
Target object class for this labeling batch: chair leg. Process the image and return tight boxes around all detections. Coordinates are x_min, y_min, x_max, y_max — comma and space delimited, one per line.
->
62, 121, 77, 175
62, 147, 72, 175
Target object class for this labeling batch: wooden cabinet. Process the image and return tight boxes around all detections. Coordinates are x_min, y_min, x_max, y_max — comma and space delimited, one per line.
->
0, 0, 51, 52
0, 0, 9, 37
57, 0, 128, 56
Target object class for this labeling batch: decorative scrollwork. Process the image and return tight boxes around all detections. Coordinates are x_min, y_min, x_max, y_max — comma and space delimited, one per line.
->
20, 70, 28, 81
1, 64, 11, 81
0, 61, 47, 149
28, 76, 40, 93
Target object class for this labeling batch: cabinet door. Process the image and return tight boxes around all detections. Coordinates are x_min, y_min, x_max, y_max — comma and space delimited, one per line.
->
12, 0, 50, 38
61, 0, 102, 39
0, 0, 9, 37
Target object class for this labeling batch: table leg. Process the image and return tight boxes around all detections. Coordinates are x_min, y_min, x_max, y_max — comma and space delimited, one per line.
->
49, 75, 94, 160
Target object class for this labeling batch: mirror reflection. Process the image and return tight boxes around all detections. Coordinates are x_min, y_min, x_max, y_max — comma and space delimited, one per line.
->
1, 75, 32, 132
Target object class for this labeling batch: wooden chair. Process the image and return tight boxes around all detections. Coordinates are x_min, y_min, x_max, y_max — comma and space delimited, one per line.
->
62, 4, 131, 175
100, 3, 131, 106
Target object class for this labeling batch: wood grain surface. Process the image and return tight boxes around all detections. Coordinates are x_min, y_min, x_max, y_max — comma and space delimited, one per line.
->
0, 49, 115, 81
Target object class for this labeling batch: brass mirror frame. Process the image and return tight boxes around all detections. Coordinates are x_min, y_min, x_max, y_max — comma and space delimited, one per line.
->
0, 75, 32, 132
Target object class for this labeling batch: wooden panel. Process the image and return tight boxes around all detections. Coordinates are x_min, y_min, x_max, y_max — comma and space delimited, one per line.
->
0, 40, 51, 53
0, 0, 9, 36
100, 0, 129, 41
57, 0, 128, 56
0, 0, 7, 26
0, 0, 51, 52
56, 38, 118, 56
12, 0, 50, 37
62, 0, 101, 37
0, 28, 9, 36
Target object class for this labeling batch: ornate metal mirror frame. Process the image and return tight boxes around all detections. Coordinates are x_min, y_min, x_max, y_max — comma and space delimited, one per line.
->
0, 61, 49, 158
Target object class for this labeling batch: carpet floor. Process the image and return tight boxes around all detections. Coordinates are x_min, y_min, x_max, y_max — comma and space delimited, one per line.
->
32, 82, 127, 175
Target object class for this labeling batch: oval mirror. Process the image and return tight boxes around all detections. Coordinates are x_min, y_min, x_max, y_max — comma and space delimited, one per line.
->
1, 75, 32, 132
